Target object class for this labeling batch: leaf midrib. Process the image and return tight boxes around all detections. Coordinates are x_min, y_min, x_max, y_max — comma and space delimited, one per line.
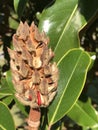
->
0, 125, 6, 130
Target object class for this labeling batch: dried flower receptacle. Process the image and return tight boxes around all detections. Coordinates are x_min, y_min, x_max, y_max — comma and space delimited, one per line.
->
8, 21, 59, 130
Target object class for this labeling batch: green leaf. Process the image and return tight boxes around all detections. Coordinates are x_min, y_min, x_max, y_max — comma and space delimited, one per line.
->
88, 53, 96, 71
91, 127, 98, 130
0, 102, 15, 130
48, 49, 91, 126
38, 0, 86, 62
14, 0, 28, 18
6, 71, 15, 93
1, 95, 13, 106
67, 99, 98, 128
14, 0, 19, 12
78, 0, 98, 21
0, 77, 13, 95
9, 17, 19, 30
39, 0, 98, 63
0, 71, 15, 97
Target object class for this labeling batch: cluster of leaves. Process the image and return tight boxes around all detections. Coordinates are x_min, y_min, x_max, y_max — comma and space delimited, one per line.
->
0, 0, 98, 130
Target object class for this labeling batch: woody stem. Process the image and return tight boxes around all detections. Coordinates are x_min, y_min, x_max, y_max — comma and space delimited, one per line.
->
27, 107, 41, 130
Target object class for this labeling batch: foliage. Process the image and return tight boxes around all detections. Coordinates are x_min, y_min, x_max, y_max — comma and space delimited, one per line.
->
0, 0, 98, 129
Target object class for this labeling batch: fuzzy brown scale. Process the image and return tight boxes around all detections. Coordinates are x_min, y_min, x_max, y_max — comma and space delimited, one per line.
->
8, 21, 59, 109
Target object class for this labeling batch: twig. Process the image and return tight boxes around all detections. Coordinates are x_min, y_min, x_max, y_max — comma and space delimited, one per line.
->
27, 108, 41, 130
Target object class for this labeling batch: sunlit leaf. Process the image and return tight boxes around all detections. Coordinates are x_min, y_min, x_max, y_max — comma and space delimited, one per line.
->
39, 0, 86, 62
39, 0, 98, 63
68, 99, 98, 128
48, 49, 91, 126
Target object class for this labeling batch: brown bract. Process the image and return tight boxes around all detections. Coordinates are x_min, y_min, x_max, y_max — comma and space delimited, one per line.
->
8, 21, 59, 108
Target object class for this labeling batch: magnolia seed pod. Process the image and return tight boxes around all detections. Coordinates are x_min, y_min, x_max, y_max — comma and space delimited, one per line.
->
8, 21, 59, 108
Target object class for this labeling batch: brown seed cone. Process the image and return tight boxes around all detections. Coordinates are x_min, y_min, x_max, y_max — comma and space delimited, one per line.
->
8, 21, 59, 108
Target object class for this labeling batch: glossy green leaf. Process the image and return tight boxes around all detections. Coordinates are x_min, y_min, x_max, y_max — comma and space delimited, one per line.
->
39, 0, 98, 63
48, 49, 91, 126
0, 102, 15, 130
38, 0, 86, 62
14, 0, 28, 18
67, 99, 98, 128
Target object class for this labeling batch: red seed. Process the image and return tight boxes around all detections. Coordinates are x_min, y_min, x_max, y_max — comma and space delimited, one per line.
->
37, 91, 41, 106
